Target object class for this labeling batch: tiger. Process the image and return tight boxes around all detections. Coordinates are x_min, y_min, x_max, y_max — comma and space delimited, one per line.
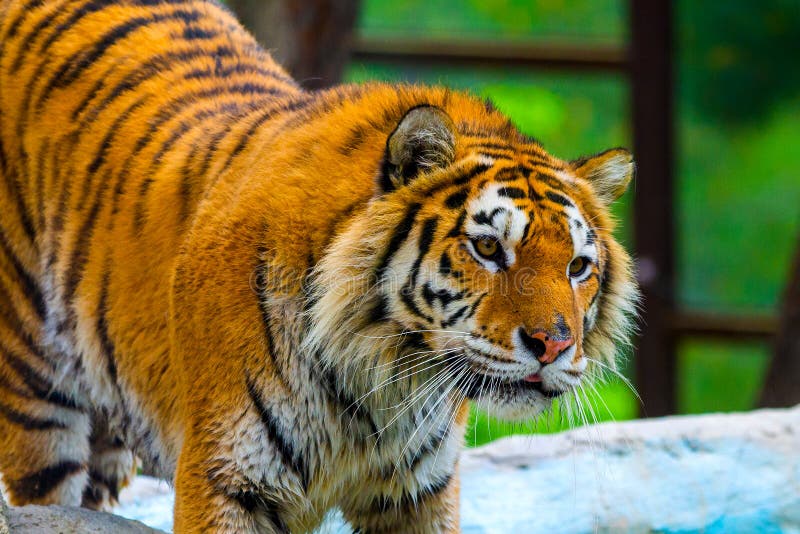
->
0, 0, 638, 532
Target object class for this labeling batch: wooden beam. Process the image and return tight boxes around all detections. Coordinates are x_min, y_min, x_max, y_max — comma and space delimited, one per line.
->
351, 35, 628, 72
671, 311, 778, 340
630, 0, 676, 417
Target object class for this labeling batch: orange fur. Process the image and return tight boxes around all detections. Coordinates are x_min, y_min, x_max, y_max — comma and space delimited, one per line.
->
0, 1, 638, 531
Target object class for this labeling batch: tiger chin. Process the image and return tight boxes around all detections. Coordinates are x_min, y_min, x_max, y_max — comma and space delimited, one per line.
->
0, 1, 638, 533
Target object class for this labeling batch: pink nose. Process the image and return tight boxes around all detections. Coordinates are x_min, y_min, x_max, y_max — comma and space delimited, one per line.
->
530, 332, 574, 364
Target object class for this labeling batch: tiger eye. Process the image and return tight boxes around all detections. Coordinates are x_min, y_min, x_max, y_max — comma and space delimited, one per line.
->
475, 238, 499, 259
568, 256, 589, 277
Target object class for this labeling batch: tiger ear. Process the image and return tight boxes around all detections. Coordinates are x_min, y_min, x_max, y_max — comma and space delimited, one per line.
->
571, 148, 635, 205
379, 105, 456, 192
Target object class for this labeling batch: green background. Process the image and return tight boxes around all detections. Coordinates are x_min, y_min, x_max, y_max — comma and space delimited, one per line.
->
351, 0, 800, 445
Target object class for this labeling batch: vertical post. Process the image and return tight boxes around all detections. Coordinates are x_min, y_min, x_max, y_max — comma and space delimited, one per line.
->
630, 0, 676, 416
758, 235, 800, 408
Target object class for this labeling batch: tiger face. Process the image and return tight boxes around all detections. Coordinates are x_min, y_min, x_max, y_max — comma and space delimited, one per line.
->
309, 103, 638, 423
374, 106, 636, 421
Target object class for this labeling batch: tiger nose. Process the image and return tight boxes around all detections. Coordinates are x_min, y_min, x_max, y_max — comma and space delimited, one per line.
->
518, 328, 574, 364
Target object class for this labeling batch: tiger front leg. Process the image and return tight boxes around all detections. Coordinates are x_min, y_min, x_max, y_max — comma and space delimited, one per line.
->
173, 435, 301, 534
342, 472, 461, 534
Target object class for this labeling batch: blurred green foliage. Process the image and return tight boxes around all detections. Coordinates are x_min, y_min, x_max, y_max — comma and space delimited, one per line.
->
347, 0, 800, 438
679, 0, 800, 125
359, 0, 624, 43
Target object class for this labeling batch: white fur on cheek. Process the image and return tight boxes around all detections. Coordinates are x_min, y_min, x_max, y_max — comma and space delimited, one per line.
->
464, 183, 528, 268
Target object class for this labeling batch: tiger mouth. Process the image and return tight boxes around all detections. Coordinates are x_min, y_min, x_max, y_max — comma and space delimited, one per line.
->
455, 352, 566, 399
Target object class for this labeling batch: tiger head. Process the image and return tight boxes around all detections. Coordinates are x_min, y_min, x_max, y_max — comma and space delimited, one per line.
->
308, 99, 639, 422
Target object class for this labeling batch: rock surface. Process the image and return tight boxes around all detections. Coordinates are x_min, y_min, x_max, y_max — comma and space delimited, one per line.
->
2, 406, 799, 533
458, 405, 800, 533
6, 505, 161, 534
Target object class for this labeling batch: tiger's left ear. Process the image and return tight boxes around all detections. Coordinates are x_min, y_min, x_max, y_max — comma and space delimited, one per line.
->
379, 105, 456, 193
571, 148, 635, 205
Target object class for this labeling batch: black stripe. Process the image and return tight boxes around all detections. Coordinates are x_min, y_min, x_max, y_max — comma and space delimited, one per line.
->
535, 171, 569, 190
417, 471, 454, 499
46, 135, 79, 271
367, 294, 390, 324
64, 96, 149, 305
0, 0, 45, 45
522, 151, 565, 169
405, 216, 438, 289
224, 489, 289, 533
1, 161, 36, 244
130, 102, 235, 232
497, 186, 526, 199
474, 149, 515, 161
441, 305, 469, 328
408, 425, 450, 471
95, 264, 119, 387
213, 97, 314, 180
521, 217, 533, 244
421, 283, 462, 309
586, 227, 597, 245
400, 290, 433, 323
493, 166, 523, 182
69, 61, 121, 123
416, 217, 439, 262
371, 471, 453, 513
261, 498, 290, 534
545, 191, 574, 207
253, 264, 291, 390
6, 461, 84, 501
446, 210, 466, 238
473, 207, 504, 226
319, 366, 379, 437
0, 286, 50, 367
439, 251, 452, 275
464, 142, 512, 152
279, 85, 367, 133
423, 162, 492, 197
34, 138, 50, 232
87, 468, 121, 502
338, 124, 367, 156
245, 373, 308, 490
399, 216, 439, 322
183, 61, 286, 82
181, 26, 217, 40
80, 93, 149, 206
178, 141, 201, 224
375, 202, 421, 279
1, 347, 81, 410
37, 9, 203, 111
191, 93, 301, 185
35, 0, 124, 60
0, 399, 67, 430
444, 188, 468, 209
0, 226, 46, 320
73, 45, 239, 124
464, 293, 486, 320
10, 0, 78, 73
108, 92, 271, 224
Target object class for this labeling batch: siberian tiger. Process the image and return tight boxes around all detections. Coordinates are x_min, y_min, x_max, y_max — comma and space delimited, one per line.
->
0, 0, 638, 532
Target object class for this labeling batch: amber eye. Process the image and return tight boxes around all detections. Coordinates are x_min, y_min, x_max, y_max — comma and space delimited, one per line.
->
569, 256, 591, 278
473, 237, 500, 260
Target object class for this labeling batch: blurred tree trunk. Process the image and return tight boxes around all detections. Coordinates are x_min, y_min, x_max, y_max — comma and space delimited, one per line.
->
759, 235, 800, 408
226, 0, 361, 89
